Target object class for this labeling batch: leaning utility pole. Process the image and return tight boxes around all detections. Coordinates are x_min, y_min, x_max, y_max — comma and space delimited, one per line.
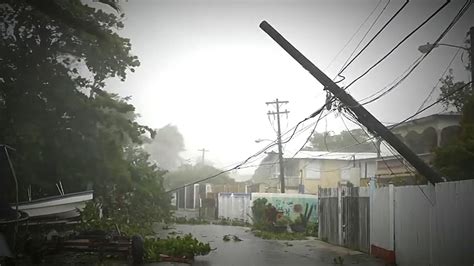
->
266, 98, 289, 193
198, 148, 209, 164
260, 21, 444, 184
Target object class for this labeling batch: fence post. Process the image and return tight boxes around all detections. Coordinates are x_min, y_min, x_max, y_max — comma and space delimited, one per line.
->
184, 186, 187, 209
338, 186, 343, 246
369, 176, 375, 254
389, 184, 395, 251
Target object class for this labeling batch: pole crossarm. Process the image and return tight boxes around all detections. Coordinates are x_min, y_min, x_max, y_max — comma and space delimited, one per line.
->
259, 20, 445, 184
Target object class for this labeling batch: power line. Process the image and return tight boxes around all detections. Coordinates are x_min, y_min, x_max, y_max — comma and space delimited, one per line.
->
281, 79, 470, 166
165, 106, 392, 195
349, 0, 471, 108
416, 48, 462, 113
356, 55, 424, 104
325, 0, 384, 72
341, 111, 396, 176
343, 0, 451, 91
165, 104, 325, 193
340, 113, 362, 144
395, 81, 472, 126
379, 140, 435, 206
337, 0, 409, 81
289, 77, 468, 171
165, 63, 471, 195
292, 108, 329, 158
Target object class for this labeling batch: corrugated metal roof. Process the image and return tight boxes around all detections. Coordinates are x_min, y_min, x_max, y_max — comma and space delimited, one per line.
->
287, 151, 378, 160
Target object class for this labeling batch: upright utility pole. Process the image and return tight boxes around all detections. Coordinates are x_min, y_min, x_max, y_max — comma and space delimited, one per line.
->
266, 98, 289, 193
198, 148, 209, 164
260, 20, 444, 184
470, 27, 474, 84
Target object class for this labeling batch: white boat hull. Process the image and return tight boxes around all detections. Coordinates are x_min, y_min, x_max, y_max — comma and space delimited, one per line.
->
16, 191, 93, 219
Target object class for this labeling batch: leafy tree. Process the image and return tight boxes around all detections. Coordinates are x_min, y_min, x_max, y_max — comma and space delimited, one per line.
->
434, 95, 474, 180
144, 124, 185, 171
309, 129, 377, 152
0, 0, 140, 197
433, 33, 473, 181
437, 35, 472, 111
438, 69, 473, 112
0, 0, 171, 224
164, 164, 234, 190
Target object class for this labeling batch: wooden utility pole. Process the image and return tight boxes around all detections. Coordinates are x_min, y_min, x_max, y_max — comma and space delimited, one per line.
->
198, 148, 209, 164
470, 27, 474, 85
266, 98, 289, 193
260, 20, 444, 184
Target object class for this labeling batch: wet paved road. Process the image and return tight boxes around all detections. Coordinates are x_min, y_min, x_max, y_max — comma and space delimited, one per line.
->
152, 224, 384, 266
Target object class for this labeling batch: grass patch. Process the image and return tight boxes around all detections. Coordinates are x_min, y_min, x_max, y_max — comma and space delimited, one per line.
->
252, 230, 307, 240
215, 218, 251, 227
173, 217, 210, 225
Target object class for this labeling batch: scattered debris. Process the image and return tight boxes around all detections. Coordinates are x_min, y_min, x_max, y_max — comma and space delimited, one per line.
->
333, 256, 344, 264
283, 242, 293, 247
162, 225, 176, 230
223, 234, 243, 242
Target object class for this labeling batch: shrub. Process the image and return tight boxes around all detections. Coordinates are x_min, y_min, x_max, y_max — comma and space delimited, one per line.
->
144, 234, 211, 262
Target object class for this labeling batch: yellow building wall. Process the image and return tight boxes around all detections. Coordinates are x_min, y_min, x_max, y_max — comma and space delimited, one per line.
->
319, 160, 342, 188
303, 179, 320, 194
300, 159, 349, 194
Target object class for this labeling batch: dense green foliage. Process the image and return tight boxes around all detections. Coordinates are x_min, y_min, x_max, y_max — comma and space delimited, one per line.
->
250, 198, 279, 231
438, 69, 473, 112
435, 95, 474, 180
310, 129, 377, 152
437, 35, 472, 112
0, 0, 170, 223
173, 216, 210, 225
144, 234, 211, 262
252, 230, 306, 240
434, 35, 473, 181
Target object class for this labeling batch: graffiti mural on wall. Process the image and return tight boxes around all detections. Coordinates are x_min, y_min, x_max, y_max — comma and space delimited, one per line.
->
251, 193, 318, 223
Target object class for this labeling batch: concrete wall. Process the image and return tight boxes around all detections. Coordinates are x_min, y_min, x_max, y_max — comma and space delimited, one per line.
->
217, 193, 251, 223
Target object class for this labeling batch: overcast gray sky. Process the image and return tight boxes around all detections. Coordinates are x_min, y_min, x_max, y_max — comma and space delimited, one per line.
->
106, 0, 473, 175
